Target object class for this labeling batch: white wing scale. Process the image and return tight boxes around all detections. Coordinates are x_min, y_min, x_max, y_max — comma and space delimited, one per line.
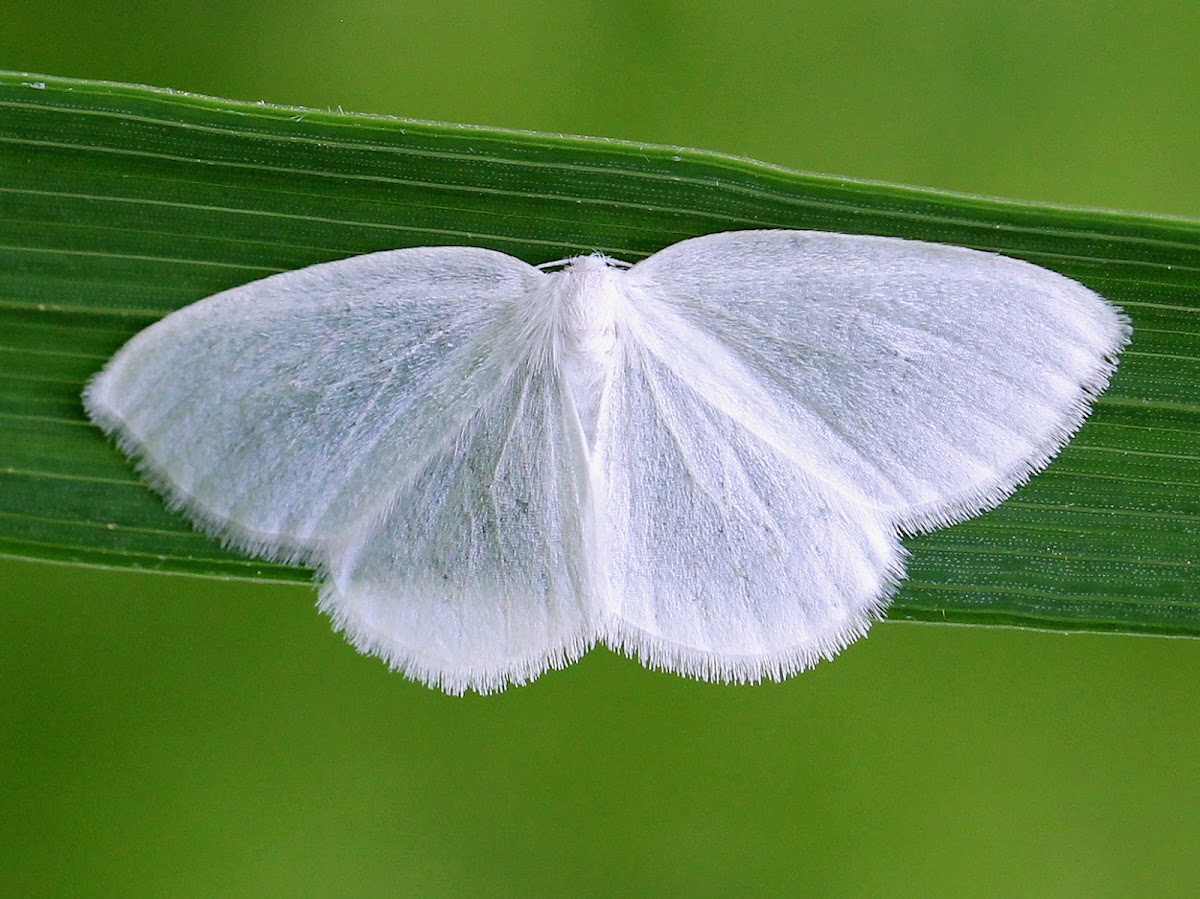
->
595, 337, 904, 682
86, 247, 541, 559
318, 363, 600, 695
628, 231, 1130, 531
87, 247, 600, 693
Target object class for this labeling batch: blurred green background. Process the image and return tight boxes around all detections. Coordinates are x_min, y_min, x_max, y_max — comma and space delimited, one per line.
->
3, 2, 1200, 896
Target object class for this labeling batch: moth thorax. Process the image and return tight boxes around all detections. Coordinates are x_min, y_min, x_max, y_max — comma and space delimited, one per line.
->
554, 256, 621, 441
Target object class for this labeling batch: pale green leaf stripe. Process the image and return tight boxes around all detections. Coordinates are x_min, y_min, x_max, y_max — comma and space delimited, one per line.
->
1, 71, 1197, 636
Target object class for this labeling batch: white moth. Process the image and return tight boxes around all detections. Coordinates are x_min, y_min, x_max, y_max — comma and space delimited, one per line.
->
84, 229, 1130, 694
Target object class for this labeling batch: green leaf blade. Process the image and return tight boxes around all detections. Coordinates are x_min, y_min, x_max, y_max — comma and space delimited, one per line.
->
2, 71, 1197, 634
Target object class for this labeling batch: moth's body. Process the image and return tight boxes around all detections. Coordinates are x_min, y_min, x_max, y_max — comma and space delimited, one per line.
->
545, 255, 624, 447
84, 230, 1130, 694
